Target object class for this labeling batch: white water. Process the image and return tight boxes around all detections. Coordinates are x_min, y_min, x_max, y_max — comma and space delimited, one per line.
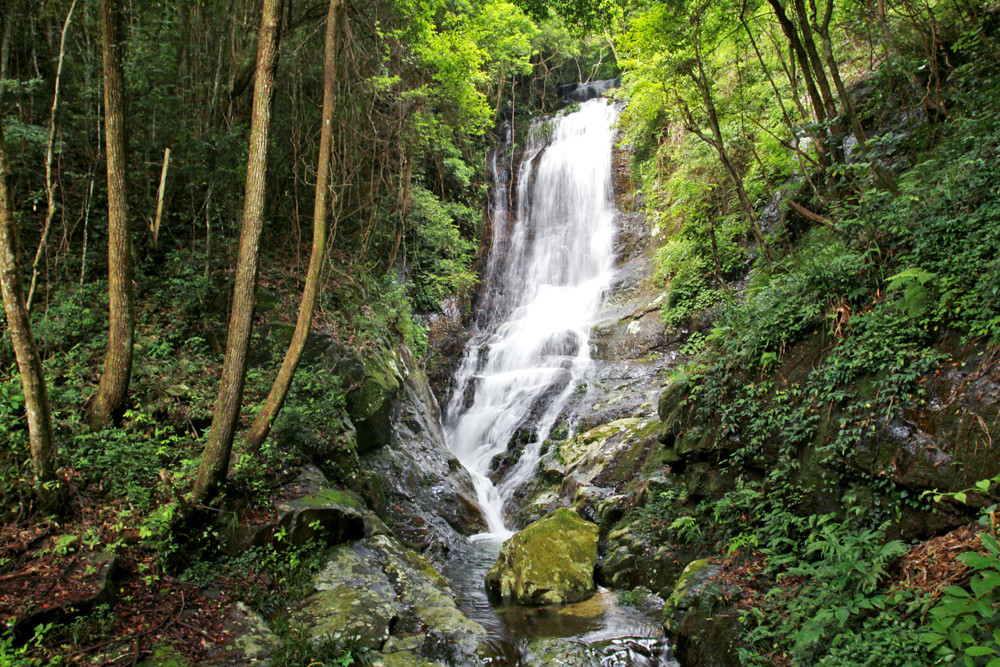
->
444, 99, 618, 536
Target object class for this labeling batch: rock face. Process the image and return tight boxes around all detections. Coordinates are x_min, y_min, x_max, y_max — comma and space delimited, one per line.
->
360, 349, 488, 556
485, 509, 599, 605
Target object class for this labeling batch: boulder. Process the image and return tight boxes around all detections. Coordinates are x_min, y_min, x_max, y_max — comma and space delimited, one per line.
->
297, 546, 401, 648
522, 639, 603, 667
295, 534, 488, 663
338, 347, 406, 453
662, 558, 717, 632
485, 508, 599, 605
276, 488, 368, 546
661, 558, 741, 667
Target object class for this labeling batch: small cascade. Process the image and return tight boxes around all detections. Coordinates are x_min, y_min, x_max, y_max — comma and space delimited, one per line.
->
443, 99, 618, 534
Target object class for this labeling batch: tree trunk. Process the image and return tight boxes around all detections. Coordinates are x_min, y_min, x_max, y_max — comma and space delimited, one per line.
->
0, 0, 13, 100
27, 0, 78, 311
688, 56, 775, 264
791, 0, 845, 162
766, 0, 825, 126
192, 0, 284, 503
0, 118, 59, 507
89, 0, 134, 430
245, 0, 339, 453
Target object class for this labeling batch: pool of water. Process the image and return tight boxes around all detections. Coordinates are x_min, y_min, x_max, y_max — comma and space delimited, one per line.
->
441, 535, 678, 666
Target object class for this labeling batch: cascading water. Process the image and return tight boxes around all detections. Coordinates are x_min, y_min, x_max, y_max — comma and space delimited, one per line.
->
440, 95, 678, 667
443, 99, 618, 535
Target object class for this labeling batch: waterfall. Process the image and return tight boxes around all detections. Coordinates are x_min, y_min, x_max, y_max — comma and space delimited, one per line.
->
444, 98, 618, 535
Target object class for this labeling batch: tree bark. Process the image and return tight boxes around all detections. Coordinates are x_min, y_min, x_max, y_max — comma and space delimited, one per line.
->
89, 0, 134, 430
245, 0, 339, 453
0, 0, 13, 100
192, 0, 284, 503
0, 118, 59, 506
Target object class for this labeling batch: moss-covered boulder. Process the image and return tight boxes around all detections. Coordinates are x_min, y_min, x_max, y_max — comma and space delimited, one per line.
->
485, 508, 599, 605
296, 534, 488, 661
522, 639, 603, 667
662, 558, 717, 632
297, 546, 402, 648
338, 346, 407, 453
276, 488, 368, 546
661, 558, 741, 667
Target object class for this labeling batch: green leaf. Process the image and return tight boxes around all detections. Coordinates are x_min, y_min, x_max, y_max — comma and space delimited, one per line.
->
943, 585, 972, 598
966, 646, 997, 657
970, 574, 1000, 598
960, 552, 999, 569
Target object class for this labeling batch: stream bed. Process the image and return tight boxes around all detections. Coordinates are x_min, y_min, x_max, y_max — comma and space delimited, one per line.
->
442, 536, 677, 667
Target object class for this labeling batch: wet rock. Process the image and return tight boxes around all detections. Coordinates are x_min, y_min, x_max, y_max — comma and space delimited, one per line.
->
523, 638, 603, 667
673, 608, 742, 667
361, 352, 487, 553
485, 508, 599, 605
297, 546, 401, 648
662, 559, 718, 633
559, 78, 621, 104
338, 348, 405, 454
297, 534, 488, 664
665, 564, 742, 667
557, 418, 666, 518
601, 525, 697, 599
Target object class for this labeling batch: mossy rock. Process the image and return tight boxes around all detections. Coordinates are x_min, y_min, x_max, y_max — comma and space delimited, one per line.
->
338, 347, 408, 453
662, 558, 717, 633
485, 508, 599, 605
296, 546, 401, 648
276, 488, 367, 546
658, 378, 690, 428
522, 639, 603, 667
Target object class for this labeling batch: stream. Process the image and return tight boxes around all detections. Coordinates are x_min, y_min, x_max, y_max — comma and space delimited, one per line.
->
440, 97, 679, 666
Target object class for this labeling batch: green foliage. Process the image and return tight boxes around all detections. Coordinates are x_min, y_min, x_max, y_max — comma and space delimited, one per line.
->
406, 185, 478, 312
741, 518, 919, 666
0, 623, 61, 667
921, 527, 1000, 667
66, 410, 190, 516
268, 624, 367, 667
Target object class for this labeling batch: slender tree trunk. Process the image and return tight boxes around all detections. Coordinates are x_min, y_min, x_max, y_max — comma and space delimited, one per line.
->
244, 0, 339, 453
791, 0, 845, 163
192, 0, 284, 503
0, 119, 58, 507
0, 0, 13, 100
688, 55, 775, 264
152, 147, 170, 246
811, 0, 867, 142
89, 0, 134, 430
810, 0, 899, 192
27, 0, 78, 311
766, 0, 825, 126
